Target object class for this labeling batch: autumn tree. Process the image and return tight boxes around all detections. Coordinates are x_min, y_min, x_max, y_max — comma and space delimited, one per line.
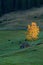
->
26, 22, 40, 40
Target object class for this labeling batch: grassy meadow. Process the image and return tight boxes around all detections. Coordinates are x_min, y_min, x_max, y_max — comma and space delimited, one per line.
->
0, 7, 43, 65
0, 30, 43, 65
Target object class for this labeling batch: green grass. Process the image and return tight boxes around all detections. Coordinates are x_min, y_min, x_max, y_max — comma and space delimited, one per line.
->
0, 30, 25, 55
0, 30, 43, 65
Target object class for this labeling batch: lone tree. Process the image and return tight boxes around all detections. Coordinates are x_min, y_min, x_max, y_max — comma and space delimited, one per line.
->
26, 22, 40, 40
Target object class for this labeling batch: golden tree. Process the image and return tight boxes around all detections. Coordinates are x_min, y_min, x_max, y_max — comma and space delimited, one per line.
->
26, 22, 40, 40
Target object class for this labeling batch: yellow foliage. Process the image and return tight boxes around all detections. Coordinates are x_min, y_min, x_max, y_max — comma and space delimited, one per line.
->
26, 22, 40, 40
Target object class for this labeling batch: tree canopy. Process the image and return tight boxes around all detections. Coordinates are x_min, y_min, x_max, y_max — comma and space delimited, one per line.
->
0, 0, 43, 16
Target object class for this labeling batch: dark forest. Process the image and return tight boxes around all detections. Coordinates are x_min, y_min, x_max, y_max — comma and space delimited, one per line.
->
0, 0, 43, 16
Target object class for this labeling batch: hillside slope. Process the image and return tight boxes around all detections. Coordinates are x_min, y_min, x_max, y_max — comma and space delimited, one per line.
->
0, 7, 43, 30
0, 30, 43, 65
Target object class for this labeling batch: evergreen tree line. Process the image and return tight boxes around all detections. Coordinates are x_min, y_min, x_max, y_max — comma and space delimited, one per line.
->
0, 0, 43, 16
